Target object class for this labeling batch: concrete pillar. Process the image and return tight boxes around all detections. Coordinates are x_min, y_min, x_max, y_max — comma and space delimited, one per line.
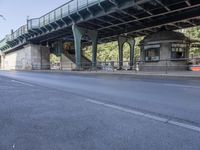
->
72, 24, 98, 70
41, 45, 50, 70
0, 52, 5, 70
31, 44, 50, 70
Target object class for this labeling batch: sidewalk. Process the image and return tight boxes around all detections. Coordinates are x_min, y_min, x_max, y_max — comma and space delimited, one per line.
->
71, 70, 200, 80
1, 69, 200, 80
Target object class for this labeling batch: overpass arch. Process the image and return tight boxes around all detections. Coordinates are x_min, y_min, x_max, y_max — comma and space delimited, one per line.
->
72, 24, 98, 70
118, 36, 135, 70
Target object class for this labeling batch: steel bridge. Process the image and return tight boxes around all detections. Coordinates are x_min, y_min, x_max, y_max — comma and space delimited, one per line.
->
0, 0, 200, 69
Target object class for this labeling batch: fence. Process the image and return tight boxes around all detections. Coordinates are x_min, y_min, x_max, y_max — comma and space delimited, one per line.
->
50, 58, 200, 74
1, 58, 200, 73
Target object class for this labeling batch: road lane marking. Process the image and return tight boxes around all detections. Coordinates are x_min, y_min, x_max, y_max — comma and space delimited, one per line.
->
11, 80, 34, 87
85, 98, 200, 133
163, 83, 200, 89
168, 120, 200, 132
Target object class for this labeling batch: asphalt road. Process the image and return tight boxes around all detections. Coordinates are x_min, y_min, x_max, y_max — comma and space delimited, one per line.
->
0, 71, 200, 150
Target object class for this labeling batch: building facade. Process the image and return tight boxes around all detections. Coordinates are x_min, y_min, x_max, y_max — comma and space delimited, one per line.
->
139, 30, 191, 71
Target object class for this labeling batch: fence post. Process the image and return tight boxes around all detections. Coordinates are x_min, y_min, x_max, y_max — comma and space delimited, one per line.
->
165, 59, 168, 74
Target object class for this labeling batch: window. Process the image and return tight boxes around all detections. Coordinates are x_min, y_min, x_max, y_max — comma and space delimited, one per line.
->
171, 43, 187, 59
145, 48, 160, 61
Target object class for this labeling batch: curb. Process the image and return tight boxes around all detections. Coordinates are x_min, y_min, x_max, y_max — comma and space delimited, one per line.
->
1, 70, 200, 80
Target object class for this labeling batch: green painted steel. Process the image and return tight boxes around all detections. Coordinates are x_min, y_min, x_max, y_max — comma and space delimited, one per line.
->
27, 0, 103, 30
0, 25, 29, 52
118, 36, 135, 70
0, 0, 199, 61
72, 24, 82, 69
72, 24, 98, 70
87, 30, 98, 69
0, 0, 104, 52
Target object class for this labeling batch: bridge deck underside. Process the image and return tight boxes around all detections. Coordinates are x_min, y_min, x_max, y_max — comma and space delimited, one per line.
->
1, 0, 200, 52
28, 0, 200, 45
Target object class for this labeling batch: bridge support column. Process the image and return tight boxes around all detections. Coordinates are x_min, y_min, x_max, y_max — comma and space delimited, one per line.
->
72, 25, 83, 70
88, 31, 98, 70
118, 36, 135, 70
72, 24, 98, 70
128, 38, 135, 70
118, 36, 127, 70
0, 51, 5, 70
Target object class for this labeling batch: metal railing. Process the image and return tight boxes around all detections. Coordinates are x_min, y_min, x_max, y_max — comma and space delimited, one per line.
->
4, 25, 28, 42
2, 58, 200, 73
27, 0, 103, 30
0, 0, 104, 49
50, 58, 200, 73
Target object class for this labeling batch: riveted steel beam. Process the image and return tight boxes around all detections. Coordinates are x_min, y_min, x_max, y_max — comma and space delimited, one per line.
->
72, 24, 98, 70
154, 0, 171, 11
98, 3, 200, 31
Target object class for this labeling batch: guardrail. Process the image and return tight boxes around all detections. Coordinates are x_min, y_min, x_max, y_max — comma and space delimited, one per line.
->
27, 0, 102, 30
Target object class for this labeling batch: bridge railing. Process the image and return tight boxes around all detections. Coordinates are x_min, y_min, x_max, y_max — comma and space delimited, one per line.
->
5, 25, 28, 42
27, 0, 101, 30
5, 35, 12, 42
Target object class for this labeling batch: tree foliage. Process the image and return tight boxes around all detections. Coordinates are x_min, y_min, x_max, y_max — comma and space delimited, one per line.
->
84, 27, 200, 61
84, 36, 143, 62
182, 27, 200, 57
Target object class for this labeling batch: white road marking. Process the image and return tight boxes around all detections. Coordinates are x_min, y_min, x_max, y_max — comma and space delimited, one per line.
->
11, 80, 34, 87
168, 120, 200, 132
85, 98, 200, 133
163, 83, 200, 89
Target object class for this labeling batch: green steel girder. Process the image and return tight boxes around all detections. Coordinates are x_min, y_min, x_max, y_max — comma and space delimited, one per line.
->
28, 30, 39, 36
1, 0, 200, 54
55, 20, 64, 28
49, 22, 59, 29
27, 0, 162, 42
44, 25, 53, 32
118, 36, 135, 70
72, 24, 98, 70
51, 40, 63, 56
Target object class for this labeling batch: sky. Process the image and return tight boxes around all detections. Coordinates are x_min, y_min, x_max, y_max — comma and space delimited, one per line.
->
0, 0, 67, 39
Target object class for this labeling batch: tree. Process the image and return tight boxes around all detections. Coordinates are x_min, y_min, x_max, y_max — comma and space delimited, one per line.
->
85, 27, 200, 61
84, 37, 143, 62
184, 27, 200, 57
84, 42, 118, 62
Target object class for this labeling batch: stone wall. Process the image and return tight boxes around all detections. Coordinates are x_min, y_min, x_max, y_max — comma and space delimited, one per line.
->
1, 44, 50, 70
31, 44, 50, 70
